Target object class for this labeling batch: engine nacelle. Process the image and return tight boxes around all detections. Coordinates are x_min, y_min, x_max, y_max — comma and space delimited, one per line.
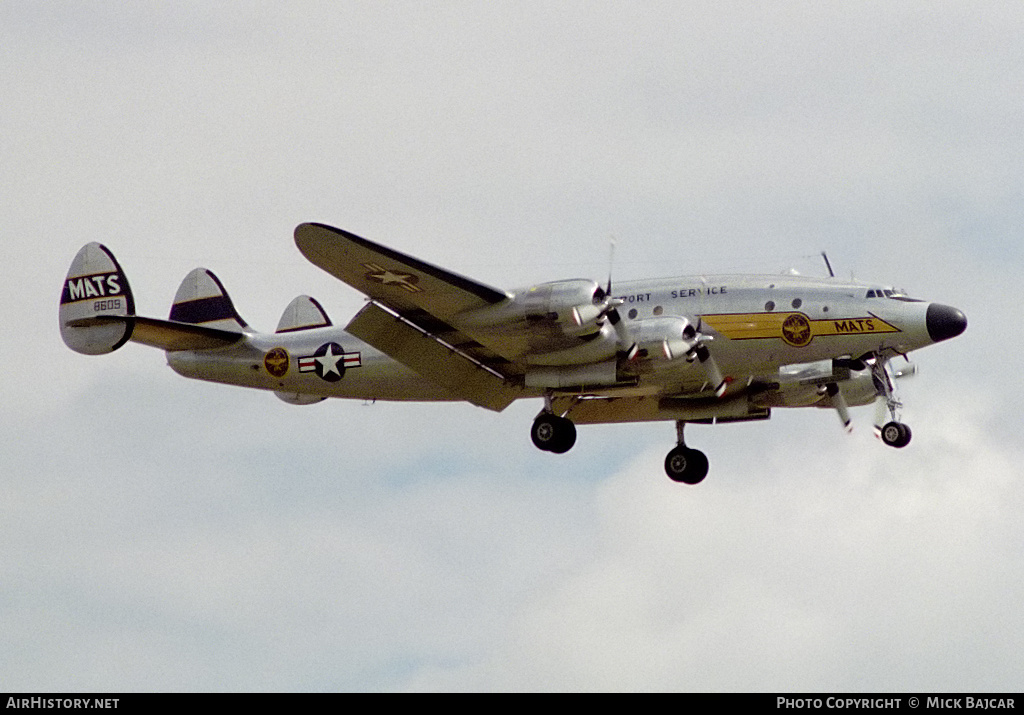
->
518, 279, 606, 326
629, 316, 697, 361
459, 279, 606, 331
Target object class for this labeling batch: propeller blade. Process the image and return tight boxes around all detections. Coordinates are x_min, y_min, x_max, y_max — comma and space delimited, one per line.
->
825, 383, 853, 433
696, 344, 727, 397
607, 307, 638, 360
606, 236, 616, 299
894, 362, 917, 380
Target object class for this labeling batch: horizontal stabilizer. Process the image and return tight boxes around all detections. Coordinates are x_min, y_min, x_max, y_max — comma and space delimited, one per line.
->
276, 295, 332, 333
170, 268, 249, 332
130, 316, 244, 350
66, 315, 244, 351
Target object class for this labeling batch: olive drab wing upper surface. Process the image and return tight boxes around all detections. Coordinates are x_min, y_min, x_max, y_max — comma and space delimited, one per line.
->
294, 223, 508, 319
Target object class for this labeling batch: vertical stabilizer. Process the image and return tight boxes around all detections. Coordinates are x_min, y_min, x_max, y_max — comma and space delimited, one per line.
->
60, 243, 136, 355
276, 295, 332, 333
169, 268, 249, 332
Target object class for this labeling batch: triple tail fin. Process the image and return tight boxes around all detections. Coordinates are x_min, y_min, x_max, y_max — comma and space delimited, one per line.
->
276, 295, 332, 333
273, 296, 333, 406
59, 243, 136, 355
170, 268, 250, 332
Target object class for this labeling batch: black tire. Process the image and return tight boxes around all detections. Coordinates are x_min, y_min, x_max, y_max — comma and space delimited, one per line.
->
531, 414, 576, 453
880, 421, 912, 448
548, 417, 576, 454
664, 446, 709, 484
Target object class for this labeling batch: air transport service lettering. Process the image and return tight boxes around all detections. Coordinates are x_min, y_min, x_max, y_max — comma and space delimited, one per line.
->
671, 286, 728, 299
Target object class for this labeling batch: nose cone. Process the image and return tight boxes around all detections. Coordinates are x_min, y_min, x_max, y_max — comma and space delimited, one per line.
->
926, 303, 967, 343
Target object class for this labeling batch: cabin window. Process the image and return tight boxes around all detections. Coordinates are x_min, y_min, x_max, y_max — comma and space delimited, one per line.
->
791, 298, 802, 309
765, 301, 775, 311
653, 305, 663, 316
628, 308, 638, 319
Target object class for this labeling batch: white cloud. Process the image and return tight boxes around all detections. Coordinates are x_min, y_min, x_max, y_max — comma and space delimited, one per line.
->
397, 392, 1023, 691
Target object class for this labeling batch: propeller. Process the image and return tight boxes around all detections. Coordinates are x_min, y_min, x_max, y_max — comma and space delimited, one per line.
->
588, 235, 639, 359
606, 304, 639, 360
681, 318, 727, 397
587, 237, 726, 392
824, 382, 853, 433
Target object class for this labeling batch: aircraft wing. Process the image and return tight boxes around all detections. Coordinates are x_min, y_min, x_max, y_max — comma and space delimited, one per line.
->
295, 223, 525, 407
295, 223, 508, 318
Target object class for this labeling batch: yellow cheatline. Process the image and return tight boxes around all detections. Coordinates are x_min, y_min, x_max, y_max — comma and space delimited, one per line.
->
702, 313, 899, 346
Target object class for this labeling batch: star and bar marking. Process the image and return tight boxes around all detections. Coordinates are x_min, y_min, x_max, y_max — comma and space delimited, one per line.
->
362, 262, 423, 293
298, 342, 361, 382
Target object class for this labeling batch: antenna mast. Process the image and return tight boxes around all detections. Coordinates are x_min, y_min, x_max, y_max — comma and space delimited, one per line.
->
821, 251, 835, 278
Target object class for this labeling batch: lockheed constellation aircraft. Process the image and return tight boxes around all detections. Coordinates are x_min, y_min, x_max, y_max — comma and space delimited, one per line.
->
60, 223, 966, 484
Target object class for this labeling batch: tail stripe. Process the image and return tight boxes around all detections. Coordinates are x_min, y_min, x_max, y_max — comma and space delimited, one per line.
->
170, 295, 240, 325
169, 268, 249, 328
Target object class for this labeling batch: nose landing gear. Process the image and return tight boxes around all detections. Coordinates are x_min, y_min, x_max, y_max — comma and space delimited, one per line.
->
871, 354, 913, 449
879, 420, 912, 448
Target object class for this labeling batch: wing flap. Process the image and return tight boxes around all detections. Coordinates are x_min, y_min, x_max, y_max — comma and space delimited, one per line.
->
346, 302, 520, 412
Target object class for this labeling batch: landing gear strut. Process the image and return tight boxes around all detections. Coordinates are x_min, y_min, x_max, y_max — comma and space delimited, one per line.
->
871, 354, 912, 449
664, 421, 709, 484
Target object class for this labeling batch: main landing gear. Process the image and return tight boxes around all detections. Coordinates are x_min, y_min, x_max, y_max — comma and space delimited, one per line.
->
531, 411, 577, 454
530, 407, 710, 485
664, 421, 709, 485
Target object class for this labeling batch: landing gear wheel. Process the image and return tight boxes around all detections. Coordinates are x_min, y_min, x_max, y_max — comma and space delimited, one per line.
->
664, 446, 709, 484
880, 421, 912, 448
531, 414, 577, 454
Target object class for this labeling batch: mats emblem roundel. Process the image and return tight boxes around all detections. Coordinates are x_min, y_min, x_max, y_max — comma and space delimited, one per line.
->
781, 313, 812, 347
264, 347, 290, 377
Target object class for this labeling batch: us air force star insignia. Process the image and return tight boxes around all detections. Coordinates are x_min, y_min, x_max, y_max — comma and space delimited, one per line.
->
298, 343, 362, 382
781, 313, 812, 347
264, 347, 290, 377
361, 262, 423, 293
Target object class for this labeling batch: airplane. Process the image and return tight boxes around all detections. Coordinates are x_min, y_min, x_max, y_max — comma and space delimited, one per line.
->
59, 222, 967, 484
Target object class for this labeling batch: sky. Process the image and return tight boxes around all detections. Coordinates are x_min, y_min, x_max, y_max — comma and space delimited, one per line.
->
2, 1, 1021, 692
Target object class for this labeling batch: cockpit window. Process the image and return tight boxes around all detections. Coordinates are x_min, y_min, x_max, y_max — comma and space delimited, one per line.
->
866, 287, 922, 301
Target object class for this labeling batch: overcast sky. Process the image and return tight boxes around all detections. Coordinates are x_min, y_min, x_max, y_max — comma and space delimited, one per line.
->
2, 1, 1021, 692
